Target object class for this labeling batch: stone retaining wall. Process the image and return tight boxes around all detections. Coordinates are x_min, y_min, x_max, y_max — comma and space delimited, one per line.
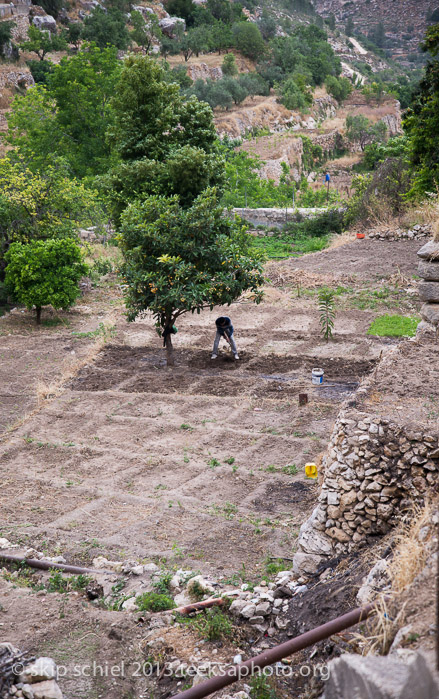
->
368, 224, 431, 241
418, 239, 439, 331
293, 406, 439, 576
231, 206, 342, 228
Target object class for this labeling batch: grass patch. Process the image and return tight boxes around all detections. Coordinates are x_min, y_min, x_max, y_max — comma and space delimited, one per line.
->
251, 233, 330, 260
136, 592, 176, 612
47, 570, 92, 593
367, 314, 420, 337
178, 607, 233, 641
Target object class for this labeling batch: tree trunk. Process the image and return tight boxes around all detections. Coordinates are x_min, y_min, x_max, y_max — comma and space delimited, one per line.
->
165, 332, 174, 367
36, 307, 42, 324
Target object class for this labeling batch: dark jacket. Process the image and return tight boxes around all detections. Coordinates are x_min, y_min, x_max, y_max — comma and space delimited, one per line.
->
215, 316, 234, 337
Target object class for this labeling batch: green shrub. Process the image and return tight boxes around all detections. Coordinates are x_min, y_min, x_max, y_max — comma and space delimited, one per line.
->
285, 209, 346, 238
4, 238, 87, 324
222, 53, 238, 76
367, 315, 419, 337
136, 592, 176, 612
325, 75, 352, 103
152, 569, 173, 594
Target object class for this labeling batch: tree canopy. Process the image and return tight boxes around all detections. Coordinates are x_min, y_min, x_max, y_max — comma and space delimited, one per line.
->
105, 55, 224, 219
118, 188, 264, 363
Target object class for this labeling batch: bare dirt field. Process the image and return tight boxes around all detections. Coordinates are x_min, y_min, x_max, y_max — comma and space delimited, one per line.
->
0, 237, 425, 698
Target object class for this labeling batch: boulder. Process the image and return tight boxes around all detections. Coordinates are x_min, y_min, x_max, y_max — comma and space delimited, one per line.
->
420, 303, 439, 327
32, 15, 57, 32
292, 551, 323, 576
417, 240, 439, 260
20, 658, 56, 684
419, 281, 439, 302
158, 16, 185, 37
418, 260, 439, 281
132, 5, 154, 15
323, 651, 438, 699
29, 680, 63, 699
356, 559, 389, 605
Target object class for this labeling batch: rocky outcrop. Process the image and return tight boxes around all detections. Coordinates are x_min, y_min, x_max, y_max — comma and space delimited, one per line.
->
32, 14, 56, 31
0, 644, 64, 698
187, 62, 223, 82
158, 16, 185, 38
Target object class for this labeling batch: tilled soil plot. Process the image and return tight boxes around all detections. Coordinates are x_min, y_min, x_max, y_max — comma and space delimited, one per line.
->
0, 237, 424, 699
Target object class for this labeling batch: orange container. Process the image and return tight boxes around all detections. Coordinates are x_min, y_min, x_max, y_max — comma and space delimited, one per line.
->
356, 233, 365, 239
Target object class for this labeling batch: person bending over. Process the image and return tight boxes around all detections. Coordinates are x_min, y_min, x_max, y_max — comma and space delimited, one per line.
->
211, 316, 239, 360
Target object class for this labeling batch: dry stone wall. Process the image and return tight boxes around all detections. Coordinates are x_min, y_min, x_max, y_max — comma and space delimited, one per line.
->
418, 240, 439, 332
293, 407, 439, 576
368, 224, 431, 241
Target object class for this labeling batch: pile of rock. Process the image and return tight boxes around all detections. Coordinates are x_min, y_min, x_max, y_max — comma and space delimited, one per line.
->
228, 571, 307, 634
368, 224, 431, 240
417, 239, 439, 332
293, 410, 439, 576
1, 650, 64, 699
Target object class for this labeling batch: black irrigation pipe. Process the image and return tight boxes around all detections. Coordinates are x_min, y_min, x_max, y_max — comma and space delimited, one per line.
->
0, 553, 114, 576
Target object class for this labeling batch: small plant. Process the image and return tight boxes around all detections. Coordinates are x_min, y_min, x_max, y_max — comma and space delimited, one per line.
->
318, 287, 336, 341
153, 569, 173, 594
250, 673, 281, 699
282, 463, 298, 475
180, 607, 233, 641
224, 457, 235, 465
47, 570, 92, 593
180, 423, 193, 431
136, 592, 176, 612
207, 458, 220, 469
188, 580, 205, 601
264, 557, 287, 578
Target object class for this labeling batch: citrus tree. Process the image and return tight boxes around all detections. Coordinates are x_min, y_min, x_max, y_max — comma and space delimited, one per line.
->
5, 238, 87, 324
118, 188, 264, 365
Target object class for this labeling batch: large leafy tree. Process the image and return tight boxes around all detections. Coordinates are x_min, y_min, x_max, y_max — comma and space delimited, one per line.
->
232, 22, 265, 60
346, 115, 387, 151
118, 188, 264, 364
82, 7, 130, 50
0, 156, 101, 278
5, 238, 87, 324
106, 55, 224, 220
6, 45, 121, 178
404, 24, 439, 195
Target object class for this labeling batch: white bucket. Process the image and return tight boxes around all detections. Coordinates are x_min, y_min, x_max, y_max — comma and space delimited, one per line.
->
312, 368, 324, 385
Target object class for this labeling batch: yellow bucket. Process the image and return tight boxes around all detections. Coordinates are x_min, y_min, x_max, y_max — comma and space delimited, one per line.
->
305, 462, 318, 479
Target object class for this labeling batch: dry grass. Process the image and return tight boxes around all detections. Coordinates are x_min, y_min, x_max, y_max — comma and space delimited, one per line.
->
348, 502, 435, 656
388, 501, 434, 593
402, 192, 439, 241
0, 314, 117, 443
35, 315, 116, 406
